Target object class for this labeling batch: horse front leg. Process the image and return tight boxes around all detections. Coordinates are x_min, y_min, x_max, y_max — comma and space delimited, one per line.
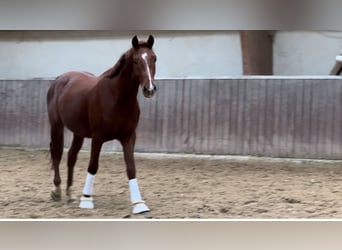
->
79, 138, 103, 209
121, 132, 150, 214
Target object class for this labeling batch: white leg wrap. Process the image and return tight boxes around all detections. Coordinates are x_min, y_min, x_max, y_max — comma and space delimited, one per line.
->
129, 178, 142, 203
82, 173, 95, 196
129, 178, 150, 214
79, 173, 95, 209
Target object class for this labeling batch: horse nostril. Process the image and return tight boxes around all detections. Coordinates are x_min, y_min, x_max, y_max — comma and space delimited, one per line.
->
142, 85, 156, 98
144, 85, 156, 92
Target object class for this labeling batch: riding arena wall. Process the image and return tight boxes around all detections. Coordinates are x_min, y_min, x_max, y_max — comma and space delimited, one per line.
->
1, 77, 342, 160
1, 31, 342, 79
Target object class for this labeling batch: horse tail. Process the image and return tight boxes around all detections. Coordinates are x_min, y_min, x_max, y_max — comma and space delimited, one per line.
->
47, 77, 64, 170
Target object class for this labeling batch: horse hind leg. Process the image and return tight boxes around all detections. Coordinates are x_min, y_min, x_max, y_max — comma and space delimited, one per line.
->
49, 123, 64, 201
66, 134, 84, 203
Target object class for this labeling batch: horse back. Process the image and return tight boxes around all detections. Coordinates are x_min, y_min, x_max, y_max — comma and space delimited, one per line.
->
47, 71, 99, 137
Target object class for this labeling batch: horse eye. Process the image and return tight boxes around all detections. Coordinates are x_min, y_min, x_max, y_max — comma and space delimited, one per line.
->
133, 59, 138, 64
153, 57, 157, 62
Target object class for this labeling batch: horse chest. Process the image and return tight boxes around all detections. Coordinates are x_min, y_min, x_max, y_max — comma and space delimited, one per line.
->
99, 107, 140, 140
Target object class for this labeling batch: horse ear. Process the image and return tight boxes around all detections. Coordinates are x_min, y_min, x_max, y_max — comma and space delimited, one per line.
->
147, 35, 154, 49
132, 35, 139, 50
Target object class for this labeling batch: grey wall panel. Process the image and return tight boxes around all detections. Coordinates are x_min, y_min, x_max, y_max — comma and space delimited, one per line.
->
1, 77, 342, 159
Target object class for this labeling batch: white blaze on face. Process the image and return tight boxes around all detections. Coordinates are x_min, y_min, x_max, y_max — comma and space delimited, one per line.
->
141, 52, 154, 91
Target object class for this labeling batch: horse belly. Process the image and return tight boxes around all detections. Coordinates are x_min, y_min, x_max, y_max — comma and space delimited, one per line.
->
58, 84, 92, 138
63, 115, 92, 138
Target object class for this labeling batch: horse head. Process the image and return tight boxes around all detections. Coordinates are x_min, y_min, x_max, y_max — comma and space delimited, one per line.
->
131, 35, 157, 98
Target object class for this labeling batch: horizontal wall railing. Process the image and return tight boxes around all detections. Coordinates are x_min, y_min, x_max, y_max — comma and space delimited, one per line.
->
1, 77, 342, 159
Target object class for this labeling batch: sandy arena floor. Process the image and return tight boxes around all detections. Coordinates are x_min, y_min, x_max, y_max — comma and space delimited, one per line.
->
1, 147, 342, 219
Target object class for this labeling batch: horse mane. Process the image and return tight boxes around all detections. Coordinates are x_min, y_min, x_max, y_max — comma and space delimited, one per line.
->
101, 50, 130, 79
101, 41, 152, 79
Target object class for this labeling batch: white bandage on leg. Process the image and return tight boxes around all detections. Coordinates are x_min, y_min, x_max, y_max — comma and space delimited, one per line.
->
129, 178, 150, 214
82, 173, 95, 196
129, 178, 142, 203
79, 173, 95, 209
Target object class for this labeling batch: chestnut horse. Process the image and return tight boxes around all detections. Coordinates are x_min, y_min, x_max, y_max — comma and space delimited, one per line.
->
47, 35, 157, 214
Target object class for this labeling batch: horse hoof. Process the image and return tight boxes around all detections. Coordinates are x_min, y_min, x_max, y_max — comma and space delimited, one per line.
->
140, 211, 153, 219
67, 197, 76, 204
132, 202, 150, 214
128, 211, 153, 219
66, 188, 75, 204
51, 190, 61, 201
79, 196, 94, 209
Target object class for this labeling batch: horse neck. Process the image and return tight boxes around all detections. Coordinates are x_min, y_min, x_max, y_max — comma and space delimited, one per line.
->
115, 70, 139, 100
101, 61, 140, 103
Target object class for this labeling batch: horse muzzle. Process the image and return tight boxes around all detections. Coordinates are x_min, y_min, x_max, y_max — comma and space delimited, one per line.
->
142, 84, 157, 98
